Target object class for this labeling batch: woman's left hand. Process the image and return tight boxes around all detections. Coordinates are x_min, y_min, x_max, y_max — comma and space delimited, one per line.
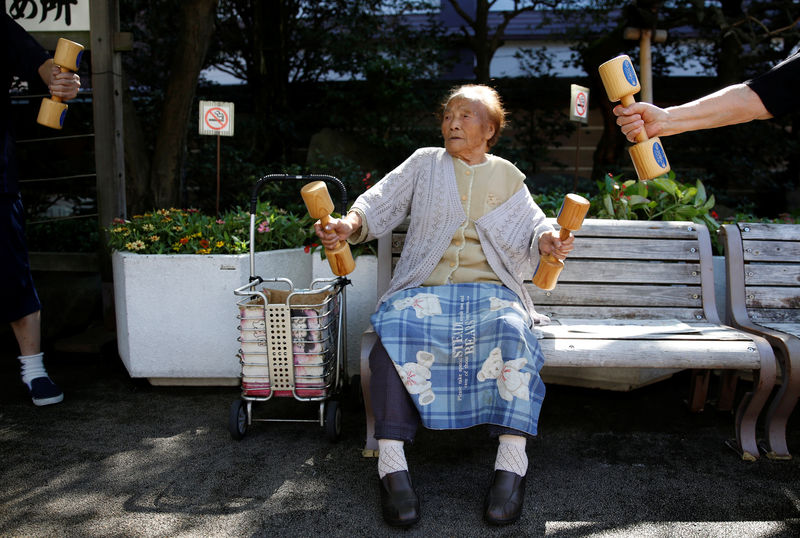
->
539, 231, 574, 261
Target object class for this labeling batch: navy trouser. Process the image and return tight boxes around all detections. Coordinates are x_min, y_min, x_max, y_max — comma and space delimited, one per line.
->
369, 337, 531, 443
1, 194, 41, 323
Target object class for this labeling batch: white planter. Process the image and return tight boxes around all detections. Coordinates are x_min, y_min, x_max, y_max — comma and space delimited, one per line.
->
112, 248, 312, 385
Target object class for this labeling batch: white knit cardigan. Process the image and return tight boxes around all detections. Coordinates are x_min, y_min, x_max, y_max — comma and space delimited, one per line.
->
351, 147, 555, 325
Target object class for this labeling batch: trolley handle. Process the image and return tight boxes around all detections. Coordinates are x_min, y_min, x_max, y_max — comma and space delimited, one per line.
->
249, 174, 348, 216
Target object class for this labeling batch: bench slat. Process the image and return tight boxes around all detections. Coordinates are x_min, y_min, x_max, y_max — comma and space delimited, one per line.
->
744, 286, 800, 309
531, 305, 705, 321
749, 308, 800, 324
573, 238, 701, 261
738, 222, 800, 241
555, 260, 701, 284
528, 283, 703, 307
538, 338, 762, 369
741, 240, 800, 262
741, 263, 800, 286
536, 323, 753, 341
756, 322, 800, 338
572, 219, 701, 239
390, 235, 702, 262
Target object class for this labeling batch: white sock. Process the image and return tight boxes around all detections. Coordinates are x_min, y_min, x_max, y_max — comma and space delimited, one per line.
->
378, 439, 408, 479
494, 434, 528, 477
18, 352, 48, 387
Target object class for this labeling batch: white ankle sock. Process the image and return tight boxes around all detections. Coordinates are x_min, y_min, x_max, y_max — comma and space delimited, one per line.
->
378, 439, 408, 479
494, 434, 528, 477
18, 352, 48, 387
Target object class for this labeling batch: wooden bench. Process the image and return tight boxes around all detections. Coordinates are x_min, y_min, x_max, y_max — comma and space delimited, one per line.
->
360, 218, 779, 460
720, 222, 800, 460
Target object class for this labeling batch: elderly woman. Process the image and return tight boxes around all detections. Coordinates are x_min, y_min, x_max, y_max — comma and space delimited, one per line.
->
315, 84, 573, 527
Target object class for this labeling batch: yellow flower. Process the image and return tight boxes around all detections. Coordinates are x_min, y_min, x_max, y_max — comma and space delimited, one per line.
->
197, 248, 211, 255
125, 240, 146, 251
149, 235, 160, 242
142, 223, 155, 232
215, 241, 224, 248
172, 225, 183, 232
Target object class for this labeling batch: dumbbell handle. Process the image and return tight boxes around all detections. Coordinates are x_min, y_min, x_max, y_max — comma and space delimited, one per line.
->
619, 94, 649, 144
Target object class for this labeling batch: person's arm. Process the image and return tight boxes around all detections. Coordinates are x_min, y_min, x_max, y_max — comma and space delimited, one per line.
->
37, 59, 81, 101
314, 211, 362, 251
614, 84, 771, 143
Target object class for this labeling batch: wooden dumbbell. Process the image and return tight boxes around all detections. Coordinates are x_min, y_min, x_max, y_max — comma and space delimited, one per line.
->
36, 38, 84, 130
301, 181, 356, 276
598, 54, 670, 180
532, 194, 590, 290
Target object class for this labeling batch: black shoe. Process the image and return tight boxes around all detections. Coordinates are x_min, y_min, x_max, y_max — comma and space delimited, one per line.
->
27, 376, 64, 406
484, 470, 526, 525
379, 471, 420, 527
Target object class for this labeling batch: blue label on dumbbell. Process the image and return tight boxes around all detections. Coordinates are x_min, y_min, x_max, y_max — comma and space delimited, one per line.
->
653, 142, 667, 168
623, 59, 638, 87
75, 50, 84, 70
59, 109, 67, 127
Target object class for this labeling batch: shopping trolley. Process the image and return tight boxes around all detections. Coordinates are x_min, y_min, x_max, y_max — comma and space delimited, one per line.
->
229, 174, 351, 441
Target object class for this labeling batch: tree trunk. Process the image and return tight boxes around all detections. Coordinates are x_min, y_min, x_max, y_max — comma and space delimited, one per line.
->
122, 72, 152, 214
150, 0, 218, 208
251, 0, 293, 164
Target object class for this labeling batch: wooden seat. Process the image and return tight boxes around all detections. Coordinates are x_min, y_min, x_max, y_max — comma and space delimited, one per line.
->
720, 223, 800, 460
360, 219, 777, 461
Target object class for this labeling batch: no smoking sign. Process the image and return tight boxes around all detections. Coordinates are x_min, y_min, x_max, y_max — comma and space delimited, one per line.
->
199, 100, 234, 136
569, 84, 589, 124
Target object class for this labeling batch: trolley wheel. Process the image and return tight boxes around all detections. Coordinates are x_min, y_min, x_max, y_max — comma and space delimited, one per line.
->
324, 399, 342, 442
229, 399, 248, 440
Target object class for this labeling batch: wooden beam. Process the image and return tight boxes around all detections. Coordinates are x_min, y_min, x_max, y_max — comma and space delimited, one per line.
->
90, 0, 126, 226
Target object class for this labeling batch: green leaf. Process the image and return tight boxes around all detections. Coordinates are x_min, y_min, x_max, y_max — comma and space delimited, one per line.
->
603, 194, 614, 216
694, 180, 707, 206
651, 176, 678, 196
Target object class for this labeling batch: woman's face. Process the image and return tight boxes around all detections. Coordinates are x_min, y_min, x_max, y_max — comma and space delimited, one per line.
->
441, 98, 495, 165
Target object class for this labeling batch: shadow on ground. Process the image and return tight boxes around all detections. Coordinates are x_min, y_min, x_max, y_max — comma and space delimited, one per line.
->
1, 338, 799, 537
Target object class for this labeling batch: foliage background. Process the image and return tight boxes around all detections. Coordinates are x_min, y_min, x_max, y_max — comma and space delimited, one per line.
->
15, 0, 800, 253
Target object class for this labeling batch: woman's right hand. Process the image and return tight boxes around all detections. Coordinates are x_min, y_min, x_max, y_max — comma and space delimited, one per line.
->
313, 212, 361, 250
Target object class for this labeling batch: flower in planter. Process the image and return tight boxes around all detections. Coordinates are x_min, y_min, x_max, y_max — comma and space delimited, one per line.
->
106, 203, 316, 255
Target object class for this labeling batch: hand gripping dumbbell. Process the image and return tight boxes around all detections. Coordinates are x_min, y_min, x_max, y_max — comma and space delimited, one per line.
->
531, 194, 590, 291
36, 38, 84, 130
301, 181, 356, 276
598, 54, 670, 180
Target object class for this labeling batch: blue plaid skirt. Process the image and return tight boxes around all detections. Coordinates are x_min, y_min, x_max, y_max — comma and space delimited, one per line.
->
370, 283, 546, 436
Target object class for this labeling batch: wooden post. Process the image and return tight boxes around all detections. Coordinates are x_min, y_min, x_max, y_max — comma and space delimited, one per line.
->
91, 0, 127, 328
216, 134, 221, 215
623, 27, 667, 104
91, 0, 126, 224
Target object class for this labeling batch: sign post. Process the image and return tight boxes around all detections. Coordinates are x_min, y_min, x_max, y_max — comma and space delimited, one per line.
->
569, 84, 590, 190
199, 100, 235, 214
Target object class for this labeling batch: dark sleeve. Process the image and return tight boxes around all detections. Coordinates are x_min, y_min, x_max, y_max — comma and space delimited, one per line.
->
745, 50, 800, 117
3, 11, 51, 84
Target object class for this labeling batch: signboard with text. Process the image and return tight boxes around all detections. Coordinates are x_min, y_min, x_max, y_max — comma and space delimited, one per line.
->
199, 100, 235, 137
5, 0, 90, 32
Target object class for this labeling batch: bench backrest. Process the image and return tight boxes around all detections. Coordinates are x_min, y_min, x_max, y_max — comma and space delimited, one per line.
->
377, 218, 720, 323
725, 222, 800, 325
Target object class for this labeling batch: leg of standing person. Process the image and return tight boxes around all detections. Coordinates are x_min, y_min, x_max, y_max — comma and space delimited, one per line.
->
369, 338, 421, 527
2, 194, 63, 406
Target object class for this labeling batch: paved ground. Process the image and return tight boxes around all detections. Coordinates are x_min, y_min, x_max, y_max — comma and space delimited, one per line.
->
1, 338, 799, 537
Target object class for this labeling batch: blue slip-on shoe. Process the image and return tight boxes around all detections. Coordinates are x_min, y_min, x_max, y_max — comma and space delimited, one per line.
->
27, 376, 64, 406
